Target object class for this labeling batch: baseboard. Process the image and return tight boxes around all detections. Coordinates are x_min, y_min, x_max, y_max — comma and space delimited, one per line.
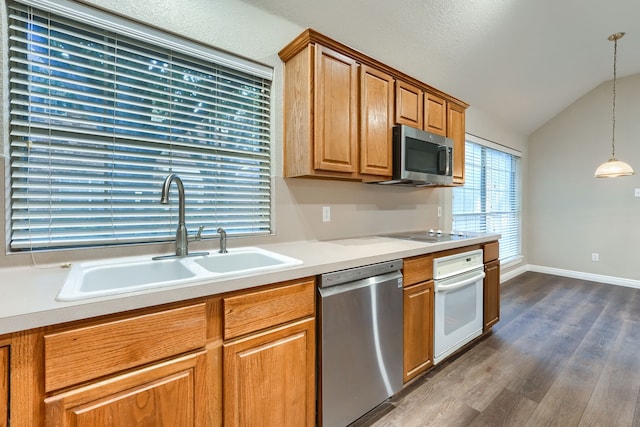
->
500, 264, 528, 283
504, 264, 640, 289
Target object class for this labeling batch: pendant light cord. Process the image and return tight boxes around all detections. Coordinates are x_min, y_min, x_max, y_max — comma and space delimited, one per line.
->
611, 36, 618, 159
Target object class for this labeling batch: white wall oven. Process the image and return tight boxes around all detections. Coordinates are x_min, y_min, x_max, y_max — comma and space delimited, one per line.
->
433, 249, 485, 365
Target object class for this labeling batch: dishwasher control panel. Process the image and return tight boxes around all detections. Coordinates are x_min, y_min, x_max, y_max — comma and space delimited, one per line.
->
319, 259, 403, 288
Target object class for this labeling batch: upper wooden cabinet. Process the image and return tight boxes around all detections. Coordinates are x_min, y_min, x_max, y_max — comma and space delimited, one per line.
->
360, 65, 395, 177
281, 42, 393, 180
312, 45, 359, 175
396, 82, 448, 137
395, 80, 423, 129
448, 102, 466, 185
279, 29, 468, 184
425, 93, 447, 136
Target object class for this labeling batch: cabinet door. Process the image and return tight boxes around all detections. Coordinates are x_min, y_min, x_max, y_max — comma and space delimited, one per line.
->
0, 346, 7, 427
425, 93, 447, 136
314, 45, 358, 174
484, 260, 500, 331
403, 281, 433, 383
224, 318, 315, 427
447, 102, 466, 185
360, 65, 394, 177
395, 80, 423, 129
44, 351, 207, 427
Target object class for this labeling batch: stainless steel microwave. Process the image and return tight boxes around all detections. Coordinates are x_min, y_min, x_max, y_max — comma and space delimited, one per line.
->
374, 125, 453, 187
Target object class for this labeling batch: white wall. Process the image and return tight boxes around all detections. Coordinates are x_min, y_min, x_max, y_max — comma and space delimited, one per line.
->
0, 0, 524, 268
528, 73, 640, 280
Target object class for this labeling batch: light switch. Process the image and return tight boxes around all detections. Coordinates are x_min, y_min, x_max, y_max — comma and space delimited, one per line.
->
635, 188, 640, 198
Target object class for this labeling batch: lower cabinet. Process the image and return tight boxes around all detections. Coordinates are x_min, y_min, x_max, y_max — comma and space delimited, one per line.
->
222, 278, 316, 427
403, 280, 433, 383
44, 351, 207, 427
223, 318, 315, 427
1, 346, 8, 427
484, 259, 500, 331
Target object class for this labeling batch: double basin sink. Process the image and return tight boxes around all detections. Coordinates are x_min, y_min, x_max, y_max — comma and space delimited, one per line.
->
57, 247, 303, 301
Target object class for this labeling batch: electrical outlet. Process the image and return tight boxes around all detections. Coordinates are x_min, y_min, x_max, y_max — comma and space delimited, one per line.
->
592, 253, 599, 262
635, 188, 640, 198
322, 206, 331, 222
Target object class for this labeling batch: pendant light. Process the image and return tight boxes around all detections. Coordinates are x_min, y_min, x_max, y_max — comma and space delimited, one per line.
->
594, 32, 634, 178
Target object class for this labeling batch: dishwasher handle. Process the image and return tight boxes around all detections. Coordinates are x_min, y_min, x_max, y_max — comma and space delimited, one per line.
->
434, 270, 485, 293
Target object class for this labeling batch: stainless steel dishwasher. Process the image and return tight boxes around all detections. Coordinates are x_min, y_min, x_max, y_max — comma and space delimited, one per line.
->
318, 259, 404, 427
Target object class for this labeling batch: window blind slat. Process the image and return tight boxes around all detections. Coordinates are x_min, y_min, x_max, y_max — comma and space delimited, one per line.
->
8, 0, 273, 251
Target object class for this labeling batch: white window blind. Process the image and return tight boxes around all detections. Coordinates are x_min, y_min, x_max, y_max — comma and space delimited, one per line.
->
7, 0, 273, 251
452, 138, 521, 261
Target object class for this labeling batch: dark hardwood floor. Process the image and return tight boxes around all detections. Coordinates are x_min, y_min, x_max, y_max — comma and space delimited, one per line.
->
361, 272, 640, 427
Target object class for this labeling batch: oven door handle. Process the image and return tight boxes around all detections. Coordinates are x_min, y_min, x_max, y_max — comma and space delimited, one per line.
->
435, 271, 485, 292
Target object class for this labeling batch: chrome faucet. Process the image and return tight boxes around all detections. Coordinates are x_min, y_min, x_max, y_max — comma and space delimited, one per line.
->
154, 173, 208, 259
217, 227, 228, 253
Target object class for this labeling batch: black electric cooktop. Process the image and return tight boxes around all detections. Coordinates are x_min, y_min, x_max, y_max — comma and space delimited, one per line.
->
382, 229, 477, 243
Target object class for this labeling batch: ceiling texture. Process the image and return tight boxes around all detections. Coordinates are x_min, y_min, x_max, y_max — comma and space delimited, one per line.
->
241, 0, 640, 137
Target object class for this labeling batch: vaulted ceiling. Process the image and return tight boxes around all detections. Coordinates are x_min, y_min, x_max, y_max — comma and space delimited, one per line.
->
241, 0, 640, 136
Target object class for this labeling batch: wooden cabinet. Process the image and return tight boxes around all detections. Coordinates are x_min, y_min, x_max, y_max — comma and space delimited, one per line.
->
402, 254, 434, 383
483, 241, 500, 331
395, 80, 423, 129
43, 304, 207, 392
43, 303, 210, 427
223, 318, 315, 427
222, 278, 316, 427
425, 93, 447, 136
360, 65, 394, 177
44, 351, 207, 427
448, 102, 466, 185
403, 281, 433, 383
484, 260, 500, 331
1, 346, 7, 427
4, 276, 316, 426
312, 45, 359, 175
280, 29, 468, 184
281, 39, 395, 181
396, 82, 449, 137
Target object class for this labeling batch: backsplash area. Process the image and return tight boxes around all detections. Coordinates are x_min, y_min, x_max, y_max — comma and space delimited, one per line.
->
0, 155, 444, 268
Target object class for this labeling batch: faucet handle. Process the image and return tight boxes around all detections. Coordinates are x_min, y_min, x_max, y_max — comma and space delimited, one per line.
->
189, 225, 205, 242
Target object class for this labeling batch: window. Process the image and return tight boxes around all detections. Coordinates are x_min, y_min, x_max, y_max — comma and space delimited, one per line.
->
452, 136, 521, 262
7, 0, 273, 251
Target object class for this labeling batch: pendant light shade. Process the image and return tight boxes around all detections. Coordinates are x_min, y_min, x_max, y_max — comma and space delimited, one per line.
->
594, 157, 635, 178
594, 32, 634, 178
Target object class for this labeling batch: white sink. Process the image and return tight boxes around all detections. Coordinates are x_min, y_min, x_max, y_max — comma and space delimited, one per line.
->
56, 247, 303, 301
194, 247, 302, 274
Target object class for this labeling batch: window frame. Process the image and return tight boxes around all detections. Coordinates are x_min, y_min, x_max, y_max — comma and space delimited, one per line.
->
5, 0, 275, 252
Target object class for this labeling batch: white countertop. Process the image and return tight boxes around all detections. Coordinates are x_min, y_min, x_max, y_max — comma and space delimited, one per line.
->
0, 234, 499, 335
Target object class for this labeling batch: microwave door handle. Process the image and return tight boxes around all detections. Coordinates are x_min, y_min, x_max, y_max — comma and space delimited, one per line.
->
445, 148, 451, 176
439, 147, 450, 176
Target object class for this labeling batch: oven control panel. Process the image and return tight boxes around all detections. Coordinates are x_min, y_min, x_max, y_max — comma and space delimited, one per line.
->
433, 249, 484, 280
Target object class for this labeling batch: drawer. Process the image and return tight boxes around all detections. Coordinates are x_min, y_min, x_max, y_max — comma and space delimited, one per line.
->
484, 241, 499, 263
403, 255, 433, 287
223, 278, 315, 340
44, 303, 206, 392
